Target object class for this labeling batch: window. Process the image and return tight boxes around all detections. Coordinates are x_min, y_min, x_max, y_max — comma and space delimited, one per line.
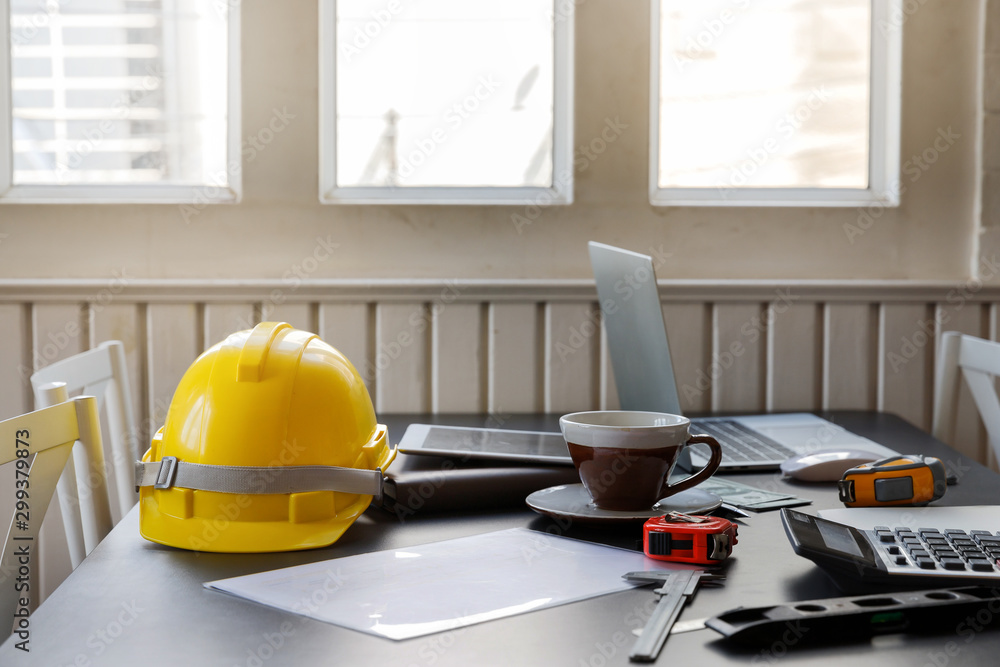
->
320, 0, 573, 205
650, 0, 902, 207
0, 0, 240, 204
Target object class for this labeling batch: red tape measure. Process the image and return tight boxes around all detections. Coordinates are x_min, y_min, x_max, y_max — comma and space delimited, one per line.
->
643, 512, 738, 565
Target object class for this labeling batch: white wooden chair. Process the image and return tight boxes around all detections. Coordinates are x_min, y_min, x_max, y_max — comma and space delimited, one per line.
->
30, 341, 138, 569
0, 397, 113, 642
932, 331, 1000, 465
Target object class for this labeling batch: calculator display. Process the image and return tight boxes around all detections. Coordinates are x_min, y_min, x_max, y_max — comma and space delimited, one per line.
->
781, 509, 879, 568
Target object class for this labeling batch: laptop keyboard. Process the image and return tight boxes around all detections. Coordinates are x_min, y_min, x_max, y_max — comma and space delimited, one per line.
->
690, 419, 797, 464
873, 526, 1000, 573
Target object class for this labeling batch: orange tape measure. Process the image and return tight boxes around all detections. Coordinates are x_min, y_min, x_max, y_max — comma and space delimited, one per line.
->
837, 455, 948, 507
643, 512, 738, 565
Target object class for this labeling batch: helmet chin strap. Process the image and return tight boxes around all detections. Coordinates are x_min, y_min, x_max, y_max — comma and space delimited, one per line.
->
135, 450, 394, 502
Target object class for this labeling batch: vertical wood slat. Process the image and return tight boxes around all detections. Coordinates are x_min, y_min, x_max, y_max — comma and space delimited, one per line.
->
663, 302, 712, 414
488, 303, 543, 413
711, 303, 766, 413
879, 303, 936, 430
545, 302, 600, 413
375, 303, 430, 413
319, 303, 373, 393
824, 303, 879, 410
146, 304, 200, 432
0, 303, 31, 419
90, 303, 146, 528
432, 303, 485, 412
91, 304, 145, 454
204, 302, 256, 345
262, 302, 317, 333
768, 301, 822, 412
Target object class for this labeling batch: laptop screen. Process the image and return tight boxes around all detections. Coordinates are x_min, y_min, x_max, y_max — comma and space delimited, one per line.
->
588, 241, 682, 415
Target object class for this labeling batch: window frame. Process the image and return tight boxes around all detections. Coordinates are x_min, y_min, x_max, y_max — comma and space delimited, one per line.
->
318, 0, 574, 205
648, 0, 903, 208
0, 1, 242, 205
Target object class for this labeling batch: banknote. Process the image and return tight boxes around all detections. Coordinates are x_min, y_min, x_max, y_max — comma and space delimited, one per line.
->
698, 477, 811, 512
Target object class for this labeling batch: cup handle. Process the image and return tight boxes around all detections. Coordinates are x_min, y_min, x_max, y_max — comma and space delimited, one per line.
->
661, 434, 723, 497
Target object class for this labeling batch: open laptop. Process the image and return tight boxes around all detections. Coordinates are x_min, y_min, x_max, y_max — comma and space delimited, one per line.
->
588, 241, 897, 472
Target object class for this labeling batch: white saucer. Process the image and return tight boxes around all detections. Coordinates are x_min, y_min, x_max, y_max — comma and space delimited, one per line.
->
525, 483, 723, 525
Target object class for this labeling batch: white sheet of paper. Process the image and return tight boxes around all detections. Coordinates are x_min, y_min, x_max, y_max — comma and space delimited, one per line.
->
205, 528, 687, 640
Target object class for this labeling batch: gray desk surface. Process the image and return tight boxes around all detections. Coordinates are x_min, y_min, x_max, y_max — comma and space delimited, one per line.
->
4, 412, 1000, 666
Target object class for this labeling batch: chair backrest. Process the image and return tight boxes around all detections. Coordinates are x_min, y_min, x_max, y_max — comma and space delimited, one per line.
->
932, 331, 1000, 464
0, 397, 113, 642
30, 341, 138, 520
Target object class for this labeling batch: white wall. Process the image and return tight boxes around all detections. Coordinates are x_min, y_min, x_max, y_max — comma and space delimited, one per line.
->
0, 0, 985, 283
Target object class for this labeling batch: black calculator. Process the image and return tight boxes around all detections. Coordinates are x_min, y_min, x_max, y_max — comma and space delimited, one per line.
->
781, 508, 1000, 586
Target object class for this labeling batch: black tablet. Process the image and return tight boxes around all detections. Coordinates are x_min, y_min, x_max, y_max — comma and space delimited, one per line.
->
397, 424, 573, 465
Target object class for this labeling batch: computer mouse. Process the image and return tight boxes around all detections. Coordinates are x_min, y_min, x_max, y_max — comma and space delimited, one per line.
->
780, 449, 883, 482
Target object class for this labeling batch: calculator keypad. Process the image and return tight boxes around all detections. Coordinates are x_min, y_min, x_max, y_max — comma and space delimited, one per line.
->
873, 526, 1000, 573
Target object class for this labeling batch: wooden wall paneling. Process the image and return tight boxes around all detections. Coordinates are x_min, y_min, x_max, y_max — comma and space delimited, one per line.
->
545, 302, 600, 414
823, 303, 878, 411
711, 303, 766, 413
932, 301, 988, 463
432, 303, 485, 413
145, 304, 200, 432
91, 303, 146, 454
32, 303, 88, 604
319, 303, 374, 393
32, 303, 88, 380
879, 303, 936, 430
663, 302, 712, 414
262, 302, 317, 333
374, 303, 430, 413
0, 303, 31, 419
768, 300, 822, 412
0, 304, 29, 613
204, 302, 256, 346
488, 303, 543, 414
90, 302, 145, 529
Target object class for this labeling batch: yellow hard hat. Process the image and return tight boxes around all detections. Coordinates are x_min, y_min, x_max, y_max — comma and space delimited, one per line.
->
135, 322, 395, 552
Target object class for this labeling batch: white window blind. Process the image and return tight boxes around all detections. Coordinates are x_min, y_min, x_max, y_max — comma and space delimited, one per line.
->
2, 0, 239, 203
